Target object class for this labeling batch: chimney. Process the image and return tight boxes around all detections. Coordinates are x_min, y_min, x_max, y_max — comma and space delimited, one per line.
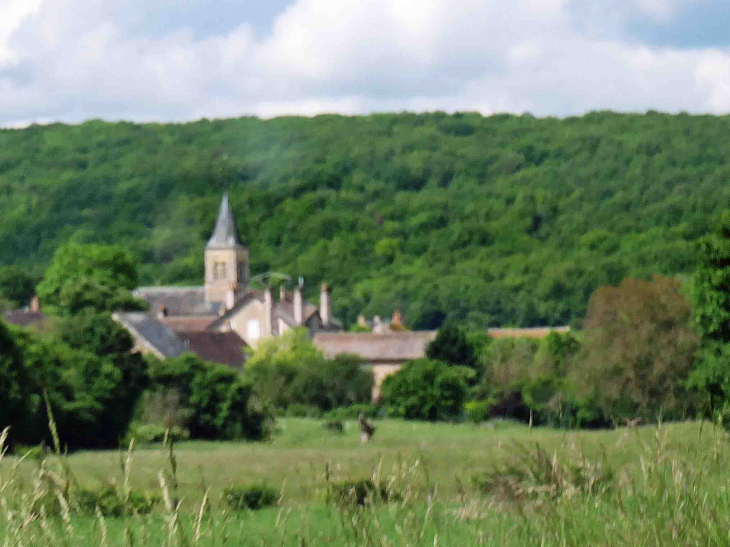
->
225, 283, 238, 310
357, 315, 367, 328
29, 296, 40, 313
294, 285, 304, 325
157, 304, 167, 319
320, 283, 331, 327
391, 309, 403, 327
264, 287, 273, 337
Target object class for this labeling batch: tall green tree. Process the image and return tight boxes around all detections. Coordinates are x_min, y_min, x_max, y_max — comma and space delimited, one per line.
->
575, 276, 700, 423
37, 243, 146, 315
692, 210, 730, 342
689, 210, 730, 418
426, 324, 478, 369
0, 321, 31, 436
0, 266, 36, 309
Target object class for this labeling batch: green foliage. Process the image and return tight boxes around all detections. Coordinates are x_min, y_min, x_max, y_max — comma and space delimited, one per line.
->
464, 400, 491, 424
574, 276, 700, 423
0, 321, 31, 438
381, 359, 467, 421
223, 485, 279, 511
426, 324, 478, 370
36, 242, 146, 315
0, 266, 36, 308
147, 353, 268, 441
689, 210, 730, 423
8, 313, 149, 449
74, 487, 160, 517
244, 330, 373, 413
692, 210, 730, 342
2, 113, 728, 328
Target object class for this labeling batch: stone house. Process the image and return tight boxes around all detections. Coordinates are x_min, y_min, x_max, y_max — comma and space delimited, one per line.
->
117, 192, 341, 364
314, 326, 570, 401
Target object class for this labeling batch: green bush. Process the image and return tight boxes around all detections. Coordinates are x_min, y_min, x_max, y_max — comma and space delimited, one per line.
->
464, 401, 491, 423
381, 359, 467, 421
74, 487, 160, 517
328, 480, 400, 506
147, 354, 270, 441
223, 484, 279, 511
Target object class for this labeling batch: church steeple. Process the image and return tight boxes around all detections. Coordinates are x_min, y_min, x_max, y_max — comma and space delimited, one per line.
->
207, 192, 243, 249
205, 193, 249, 303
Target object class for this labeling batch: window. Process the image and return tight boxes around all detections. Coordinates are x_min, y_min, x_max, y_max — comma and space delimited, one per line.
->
247, 319, 260, 341
237, 261, 245, 283
213, 262, 227, 280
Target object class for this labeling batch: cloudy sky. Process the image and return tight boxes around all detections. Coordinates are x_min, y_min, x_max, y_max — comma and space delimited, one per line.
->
2, 0, 730, 127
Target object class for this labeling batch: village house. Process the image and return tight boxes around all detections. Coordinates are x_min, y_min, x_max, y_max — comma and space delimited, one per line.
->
314, 322, 571, 401
116, 193, 342, 365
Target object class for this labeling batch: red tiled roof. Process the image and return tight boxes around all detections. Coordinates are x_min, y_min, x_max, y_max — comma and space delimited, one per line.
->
176, 331, 247, 367
2, 311, 47, 328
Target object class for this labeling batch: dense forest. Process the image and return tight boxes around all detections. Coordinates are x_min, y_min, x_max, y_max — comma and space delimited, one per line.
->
2, 111, 730, 328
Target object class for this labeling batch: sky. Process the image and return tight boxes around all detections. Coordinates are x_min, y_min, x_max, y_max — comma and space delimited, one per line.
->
1, 0, 730, 127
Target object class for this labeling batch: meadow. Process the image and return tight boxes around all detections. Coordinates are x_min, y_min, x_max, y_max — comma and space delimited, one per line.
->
2, 418, 730, 546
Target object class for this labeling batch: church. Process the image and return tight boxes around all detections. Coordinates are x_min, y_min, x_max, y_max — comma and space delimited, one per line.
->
114, 193, 341, 365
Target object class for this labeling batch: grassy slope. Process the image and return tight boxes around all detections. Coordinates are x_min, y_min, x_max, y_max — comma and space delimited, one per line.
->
5, 419, 730, 546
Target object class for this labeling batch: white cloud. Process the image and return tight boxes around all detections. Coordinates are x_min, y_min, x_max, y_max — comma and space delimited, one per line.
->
1, 0, 730, 126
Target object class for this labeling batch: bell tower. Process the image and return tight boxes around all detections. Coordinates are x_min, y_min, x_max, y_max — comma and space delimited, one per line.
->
205, 193, 249, 303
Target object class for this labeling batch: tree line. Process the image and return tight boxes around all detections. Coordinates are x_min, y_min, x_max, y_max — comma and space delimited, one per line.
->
4, 210, 730, 447
2, 111, 730, 327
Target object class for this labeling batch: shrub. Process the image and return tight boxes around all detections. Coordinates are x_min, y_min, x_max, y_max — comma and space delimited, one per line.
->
328, 480, 400, 506
381, 359, 467, 421
224, 485, 279, 510
464, 401, 491, 423
472, 441, 615, 503
75, 487, 160, 517
147, 354, 270, 441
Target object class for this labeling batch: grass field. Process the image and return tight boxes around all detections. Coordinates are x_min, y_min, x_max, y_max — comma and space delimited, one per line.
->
3, 418, 730, 546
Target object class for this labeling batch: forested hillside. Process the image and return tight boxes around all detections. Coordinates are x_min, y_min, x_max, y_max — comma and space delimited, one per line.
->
1, 111, 729, 328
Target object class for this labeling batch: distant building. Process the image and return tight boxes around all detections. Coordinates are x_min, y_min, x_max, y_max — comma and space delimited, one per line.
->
314, 326, 570, 401
117, 192, 341, 366
2, 296, 48, 331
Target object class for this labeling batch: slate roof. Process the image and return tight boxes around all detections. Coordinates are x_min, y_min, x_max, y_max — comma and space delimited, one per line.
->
313, 331, 438, 362
133, 286, 222, 317
2, 310, 47, 328
114, 312, 187, 358
176, 331, 247, 367
207, 192, 244, 249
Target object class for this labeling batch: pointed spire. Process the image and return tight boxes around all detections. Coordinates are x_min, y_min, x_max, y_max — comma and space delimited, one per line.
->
207, 192, 243, 248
